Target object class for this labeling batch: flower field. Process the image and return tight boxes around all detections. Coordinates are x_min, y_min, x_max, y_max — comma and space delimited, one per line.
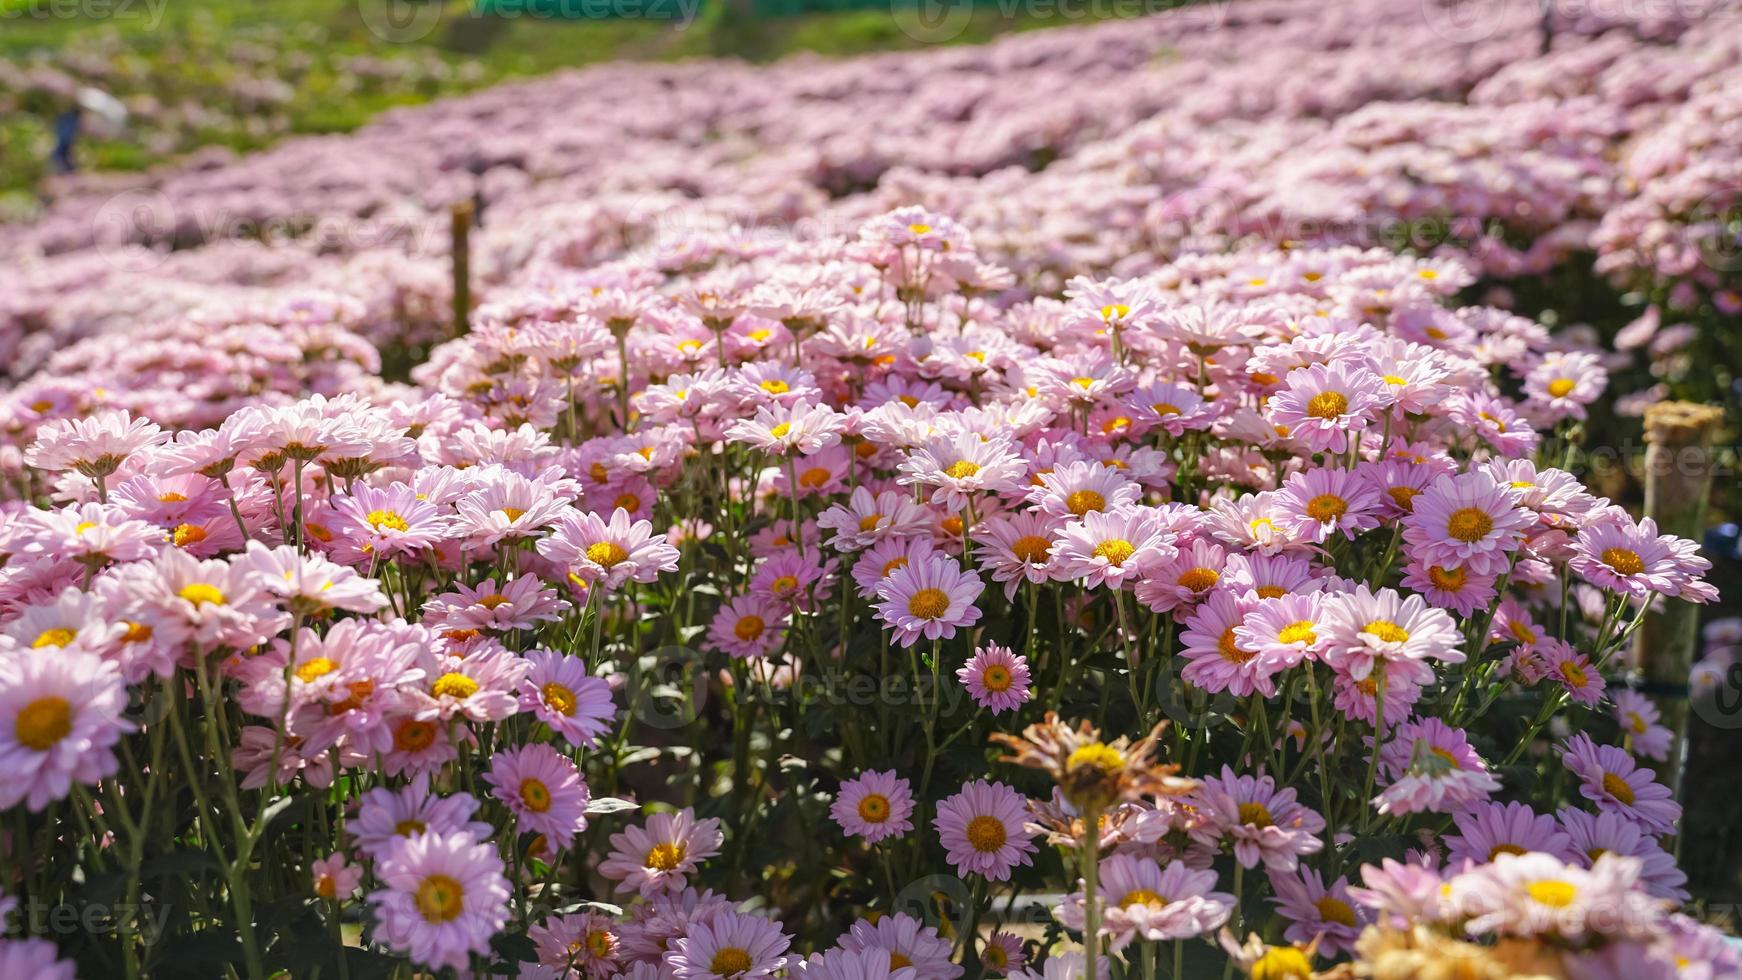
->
1, 0, 1740, 977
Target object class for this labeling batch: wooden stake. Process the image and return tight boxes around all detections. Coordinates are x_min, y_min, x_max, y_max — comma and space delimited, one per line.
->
451, 200, 474, 338
1633, 401, 1724, 797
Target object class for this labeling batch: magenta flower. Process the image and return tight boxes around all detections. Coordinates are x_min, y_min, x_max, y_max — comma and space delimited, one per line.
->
872, 551, 984, 648
957, 644, 1032, 714
830, 770, 916, 844
935, 780, 1037, 882
369, 830, 511, 973
1559, 734, 1681, 834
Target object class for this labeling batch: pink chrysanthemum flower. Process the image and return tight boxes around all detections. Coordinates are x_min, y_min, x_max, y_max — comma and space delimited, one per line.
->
853, 535, 937, 599
816, 487, 932, 553
1131, 382, 1220, 436
484, 744, 591, 850
328, 482, 455, 563
666, 909, 791, 980
600, 807, 725, 897
1373, 717, 1500, 816
1398, 559, 1499, 617
539, 507, 680, 591
1611, 690, 1672, 761
897, 433, 1027, 511
1204, 493, 1311, 556
1275, 467, 1383, 542
1233, 591, 1327, 669
958, 644, 1032, 714
240, 541, 388, 616
350, 781, 492, 861
792, 947, 918, 980
0, 650, 131, 811
25, 409, 166, 482
424, 576, 569, 634
1026, 461, 1140, 522
935, 780, 1037, 881
1556, 807, 1688, 903
830, 770, 916, 844
707, 595, 790, 659
1, 590, 124, 658
313, 852, 364, 901
975, 512, 1063, 600
1524, 350, 1606, 422
1188, 767, 1325, 872
519, 649, 615, 748
1442, 804, 1581, 866
452, 468, 575, 547
1538, 641, 1605, 706
1448, 852, 1647, 942
724, 400, 845, 456
1133, 538, 1228, 614
1446, 391, 1539, 458
1268, 867, 1370, 958
1057, 854, 1233, 948
1559, 734, 1681, 834
1320, 585, 1464, 683
1570, 512, 1704, 601
837, 912, 960, 980
529, 911, 623, 978
1401, 471, 1531, 576
410, 645, 526, 724
1330, 658, 1430, 728
749, 551, 835, 611
980, 933, 1025, 977
18, 501, 163, 569
873, 552, 984, 648
1179, 589, 1279, 697
369, 830, 511, 973
1051, 508, 1174, 591
1265, 360, 1386, 454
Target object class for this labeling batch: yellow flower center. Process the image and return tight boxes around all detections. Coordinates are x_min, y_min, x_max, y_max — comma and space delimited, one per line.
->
1382, 374, 1408, 385
711, 947, 754, 978
858, 513, 884, 532
520, 778, 552, 813
585, 930, 614, 958
477, 594, 511, 609
1386, 486, 1421, 513
394, 719, 436, 752
587, 541, 630, 568
1305, 391, 1349, 419
800, 468, 831, 489
1547, 378, 1576, 398
296, 658, 339, 682
1428, 565, 1466, 590
760, 379, 791, 395
178, 583, 226, 607
1509, 621, 1537, 644
965, 815, 1007, 853
1177, 567, 1220, 593
1526, 880, 1578, 909
1277, 621, 1318, 646
734, 615, 766, 641
1100, 303, 1130, 321
769, 422, 791, 439
1238, 802, 1274, 828
1012, 535, 1052, 563
946, 460, 981, 480
646, 842, 685, 871
366, 509, 409, 532
1251, 947, 1313, 980
1601, 547, 1645, 576
1363, 620, 1410, 643
32, 628, 77, 649
1255, 585, 1287, 600
158, 491, 188, 503
15, 697, 72, 751
982, 665, 1013, 692
1558, 660, 1589, 688
1065, 489, 1106, 516
415, 874, 465, 923
857, 793, 891, 822
1067, 742, 1124, 775
1304, 494, 1347, 522
1489, 843, 1527, 859
431, 672, 479, 699
1120, 889, 1169, 909
907, 588, 951, 620
1445, 507, 1493, 543
1219, 627, 1256, 664
172, 523, 207, 547
541, 682, 578, 716
1315, 896, 1357, 927
1602, 772, 1635, 805
890, 952, 913, 971
1093, 539, 1135, 566
770, 575, 799, 595
1153, 402, 1181, 416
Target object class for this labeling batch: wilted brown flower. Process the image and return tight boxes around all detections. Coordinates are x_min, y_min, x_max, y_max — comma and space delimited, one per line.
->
990, 712, 1194, 815
1351, 925, 1566, 980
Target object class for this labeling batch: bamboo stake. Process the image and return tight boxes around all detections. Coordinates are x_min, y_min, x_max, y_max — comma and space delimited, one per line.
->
1632, 401, 1723, 798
